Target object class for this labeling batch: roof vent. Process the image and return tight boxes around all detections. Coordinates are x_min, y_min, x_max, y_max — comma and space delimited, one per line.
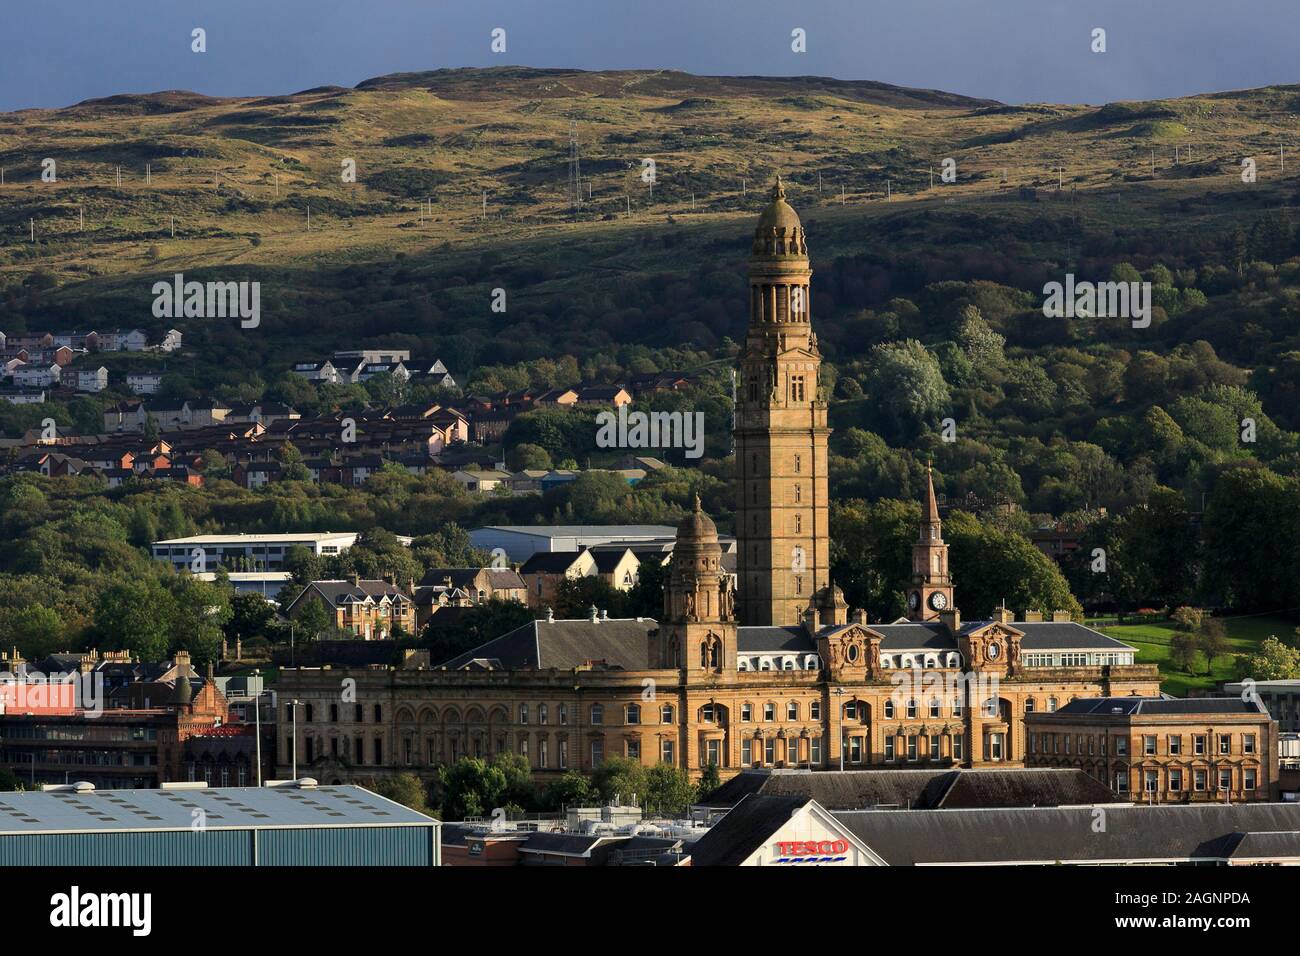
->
297, 777, 319, 789
161, 781, 209, 790
40, 781, 96, 793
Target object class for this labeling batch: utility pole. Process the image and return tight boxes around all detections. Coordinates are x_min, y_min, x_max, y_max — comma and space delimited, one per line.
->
840, 184, 845, 205
818, 170, 823, 195
568, 119, 582, 214
1059, 165, 1063, 190
929, 167, 934, 190
742, 178, 746, 198
690, 192, 695, 211
274, 173, 279, 197
1282, 144, 1286, 172
116, 165, 121, 187
887, 179, 891, 201
625, 194, 631, 217
482, 191, 487, 221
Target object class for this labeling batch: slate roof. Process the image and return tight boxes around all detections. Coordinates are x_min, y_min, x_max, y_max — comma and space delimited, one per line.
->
519, 551, 587, 574
833, 803, 1300, 865
1051, 696, 1269, 717
295, 579, 410, 610
737, 626, 815, 654
438, 617, 658, 671
687, 795, 810, 866
590, 549, 634, 574
698, 768, 1117, 811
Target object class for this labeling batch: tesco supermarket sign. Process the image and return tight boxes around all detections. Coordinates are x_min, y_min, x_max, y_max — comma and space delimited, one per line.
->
772, 840, 849, 864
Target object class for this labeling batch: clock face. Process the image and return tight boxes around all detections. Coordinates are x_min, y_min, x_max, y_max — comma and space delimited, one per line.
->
987, 642, 1001, 660
929, 591, 948, 611
908, 591, 920, 610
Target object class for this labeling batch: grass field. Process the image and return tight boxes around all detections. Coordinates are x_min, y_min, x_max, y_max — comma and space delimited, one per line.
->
1096, 616, 1299, 696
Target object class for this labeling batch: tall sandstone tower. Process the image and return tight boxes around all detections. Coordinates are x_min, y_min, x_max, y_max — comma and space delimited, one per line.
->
735, 178, 831, 626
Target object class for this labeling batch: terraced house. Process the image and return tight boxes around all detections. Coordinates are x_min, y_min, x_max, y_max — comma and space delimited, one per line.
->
274, 184, 1160, 784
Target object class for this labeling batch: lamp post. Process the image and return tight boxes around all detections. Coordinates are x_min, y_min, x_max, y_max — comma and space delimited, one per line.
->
289, 699, 301, 780
252, 670, 267, 787
834, 687, 846, 772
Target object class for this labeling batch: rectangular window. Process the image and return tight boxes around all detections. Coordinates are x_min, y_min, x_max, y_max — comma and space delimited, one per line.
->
1144, 770, 1158, 792
1219, 769, 1232, 791
929, 734, 940, 760
373, 738, 382, 765
662, 739, 675, 765
538, 740, 548, 769
810, 700, 821, 720
810, 737, 822, 765
906, 735, 918, 761
786, 738, 799, 765
929, 699, 940, 718
1115, 737, 1128, 755
952, 735, 963, 761
742, 738, 753, 766
764, 703, 775, 721
787, 702, 799, 720
590, 739, 603, 767
849, 737, 863, 764
1143, 735, 1156, 756
1219, 734, 1231, 755
1194, 769, 1207, 791
1194, 735, 1206, 755
742, 703, 752, 722
627, 739, 641, 761
1115, 772, 1129, 793
790, 376, 805, 402
765, 738, 776, 765
1244, 734, 1256, 755
1169, 769, 1183, 791
1244, 768, 1257, 791
706, 738, 721, 767
989, 734, 1003, 761
1168, 735, 1181, 755
884, 737, 895, 761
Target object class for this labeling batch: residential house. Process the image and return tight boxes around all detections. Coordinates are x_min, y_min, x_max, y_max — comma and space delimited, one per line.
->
127, 373, 163, 395
0, 388, 47, 405
518, 550, 599, 608
576, 385, 632, 407
285, 577, 416, 640
13, 364, 61, 388
452, 469, 508, 494
65, 367, 109, 393
100, 329, 150, 352
293, 361, 341, 385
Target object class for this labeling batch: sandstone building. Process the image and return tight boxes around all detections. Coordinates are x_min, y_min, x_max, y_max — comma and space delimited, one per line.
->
274, 181, 1160, 785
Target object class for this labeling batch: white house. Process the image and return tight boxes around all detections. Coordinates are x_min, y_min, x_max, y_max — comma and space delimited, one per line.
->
156, 329, 183, 352
126, 373, 163, 395
13, 364, 61, 388
66, 367, 109, 393
293, 361, 340, 385
102, 329, 149, 352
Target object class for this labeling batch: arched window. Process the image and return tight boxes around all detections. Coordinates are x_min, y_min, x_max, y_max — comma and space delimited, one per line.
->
884, 699, 895, 719
1047, 696, 1059, 712
982, 698, 999, 718
906, 699, 917, 719
660, 704, 673, 723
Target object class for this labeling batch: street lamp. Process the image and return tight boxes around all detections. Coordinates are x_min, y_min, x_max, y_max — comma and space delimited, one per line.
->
833, 687, 846, 772
288, 699, 301, 780
251, 670, 269, 787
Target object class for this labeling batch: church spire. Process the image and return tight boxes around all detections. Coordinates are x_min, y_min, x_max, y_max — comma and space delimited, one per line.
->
924, 461, 941, 530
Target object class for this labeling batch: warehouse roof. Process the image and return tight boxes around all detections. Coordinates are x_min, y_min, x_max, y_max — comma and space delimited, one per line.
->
698, 768, 1117, 811
833, 803, 1300, 865
0, 784, 436, 834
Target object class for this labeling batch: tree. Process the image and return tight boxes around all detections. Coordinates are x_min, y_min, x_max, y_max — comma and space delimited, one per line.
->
436, 757, 508, 820
643, 764, 696, 817
1236, 636, 1300, 681
591, 756, 649, 806
227, 592, 275, 641
697, 762, 722, 800
541, 770, 596, 810
1196, 618, 1231, 673
368, 772, 431, 814
294, 599, 333, 641
1169, 633, 1200, 673
863, 340, 949, 441
0, 765, 20, 792
423, 598, 534, 665
490, 751, 535, 810
94, 579, 176, 662
0, 604, 65, 659
505, 442, 553, 471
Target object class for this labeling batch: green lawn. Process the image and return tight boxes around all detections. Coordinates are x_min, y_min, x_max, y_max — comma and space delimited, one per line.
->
1095, 616, 1297, 697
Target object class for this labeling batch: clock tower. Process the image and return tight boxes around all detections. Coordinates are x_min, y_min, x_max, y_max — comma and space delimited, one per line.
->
907, 466, 955, 622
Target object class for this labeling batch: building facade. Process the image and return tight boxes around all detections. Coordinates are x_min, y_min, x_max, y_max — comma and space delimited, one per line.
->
1024, 696, 1279, 802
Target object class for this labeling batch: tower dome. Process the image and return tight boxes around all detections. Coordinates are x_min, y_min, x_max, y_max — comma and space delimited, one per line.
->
676, 494, 718, 543
751, 176, 807, 259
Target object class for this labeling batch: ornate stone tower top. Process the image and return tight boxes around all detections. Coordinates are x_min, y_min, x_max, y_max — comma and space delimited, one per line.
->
664, 496, 733, 625
735, 178, 831, 627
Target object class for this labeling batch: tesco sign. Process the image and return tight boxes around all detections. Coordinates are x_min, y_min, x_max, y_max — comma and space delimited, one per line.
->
772, 840, 849, 864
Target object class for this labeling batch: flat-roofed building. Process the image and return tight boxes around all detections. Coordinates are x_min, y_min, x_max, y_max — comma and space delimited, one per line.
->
151, 532, 360, 573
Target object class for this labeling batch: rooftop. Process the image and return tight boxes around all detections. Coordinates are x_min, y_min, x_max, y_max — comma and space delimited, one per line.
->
0, 783, 436, 834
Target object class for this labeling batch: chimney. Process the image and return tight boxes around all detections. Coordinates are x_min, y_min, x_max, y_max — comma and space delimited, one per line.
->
1050, 609, 1072, 623
350, 572, 361, 586
995, 602, 1013, 625
939, 608, 961, 634
1022, 610, 1043, 623
849, 608, 867, 625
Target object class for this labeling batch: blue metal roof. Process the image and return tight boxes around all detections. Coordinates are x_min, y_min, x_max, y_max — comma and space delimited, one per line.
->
0, 784, 436, 835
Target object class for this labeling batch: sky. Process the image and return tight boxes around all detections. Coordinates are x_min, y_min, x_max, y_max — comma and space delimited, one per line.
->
2, 0, 1300, 112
